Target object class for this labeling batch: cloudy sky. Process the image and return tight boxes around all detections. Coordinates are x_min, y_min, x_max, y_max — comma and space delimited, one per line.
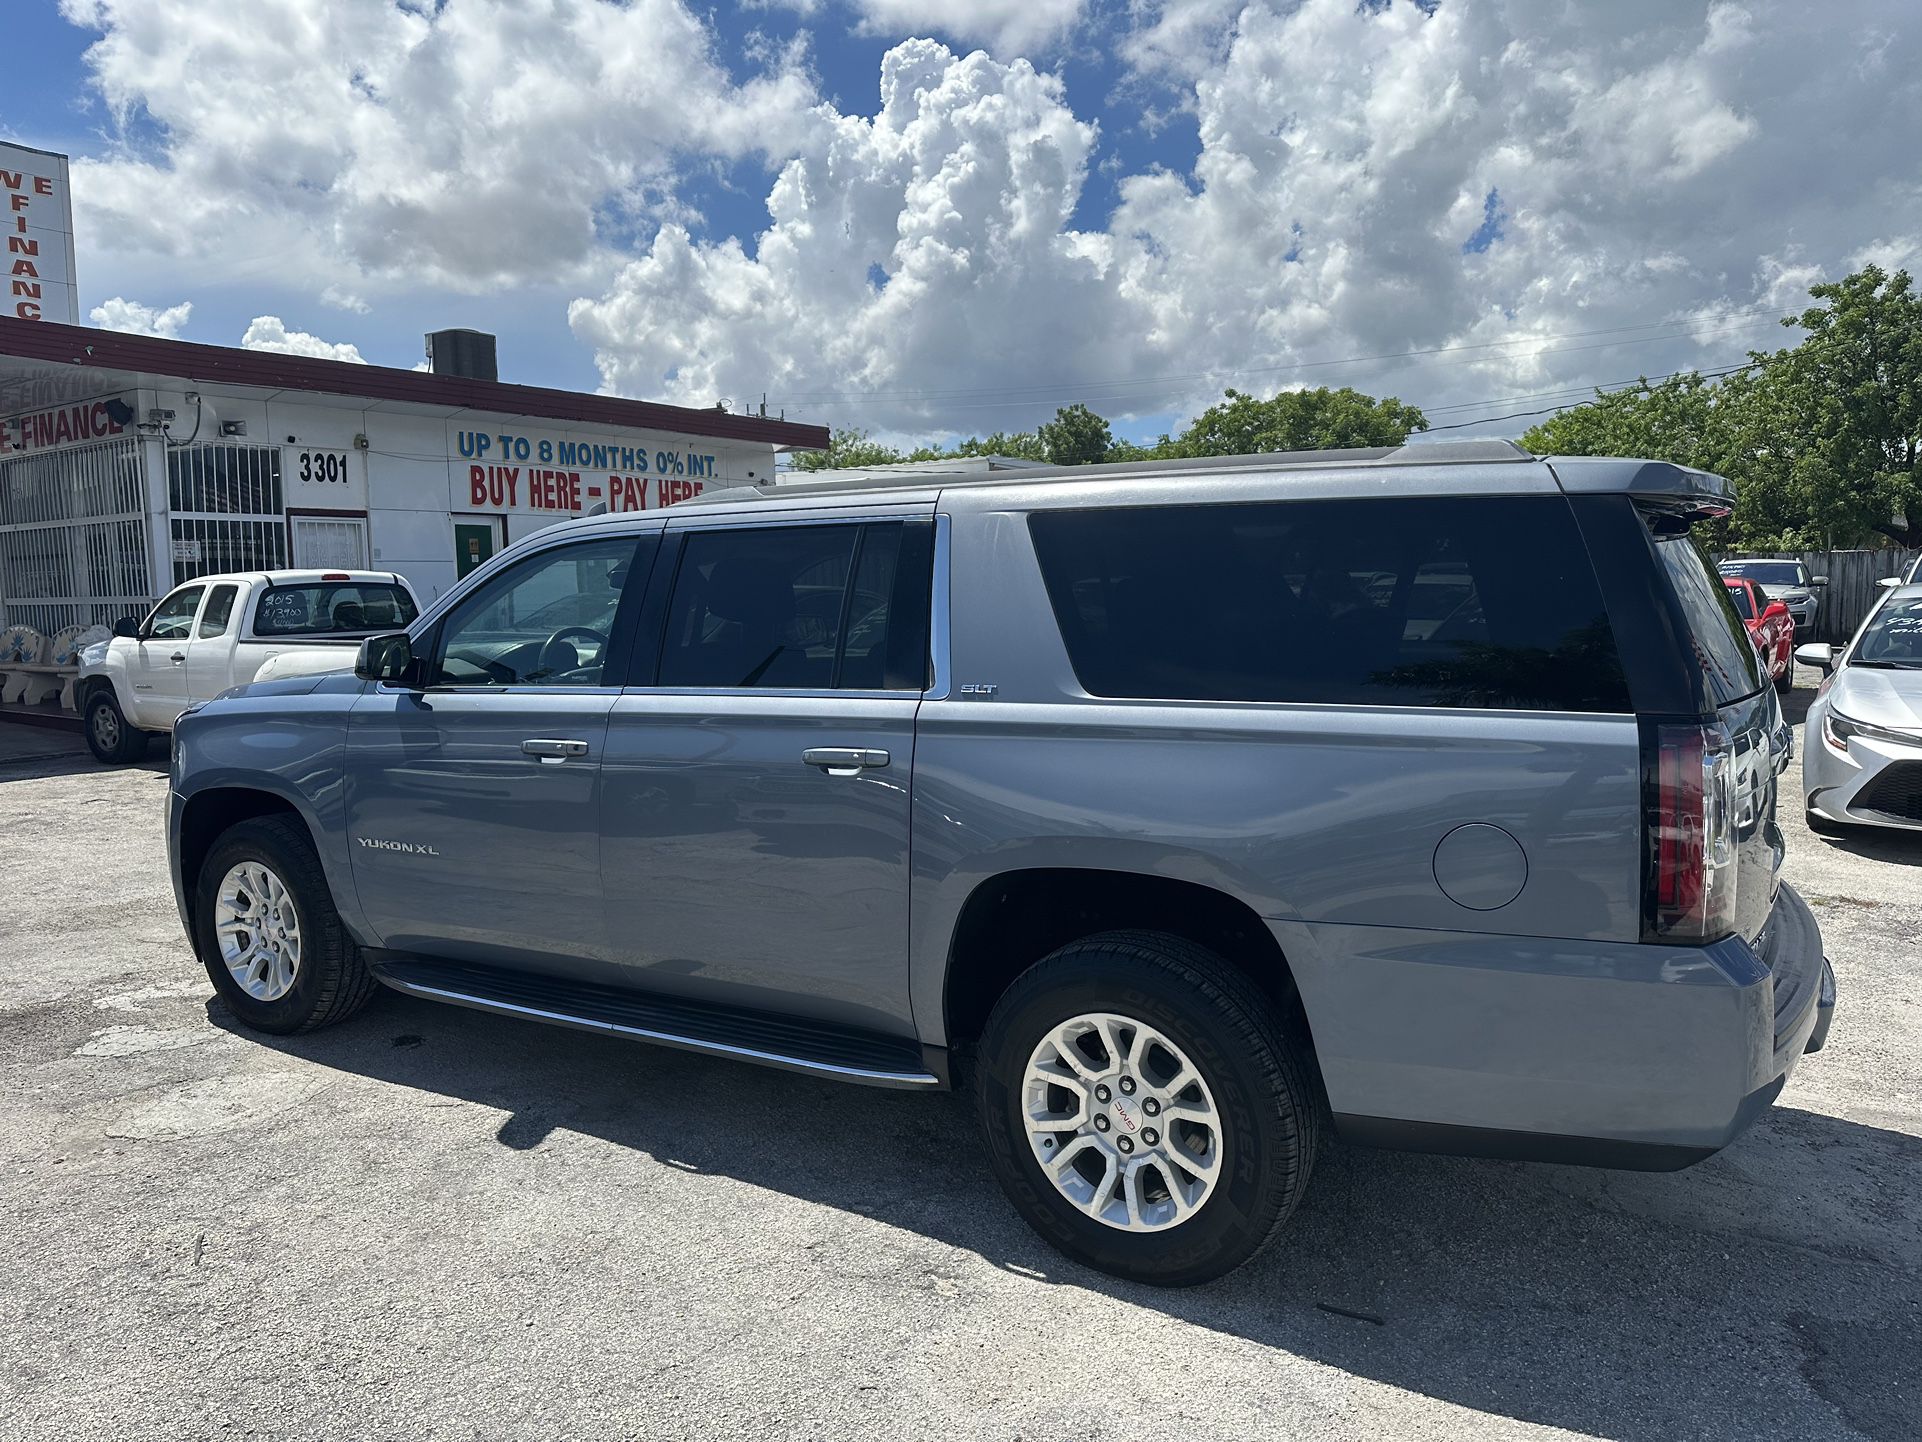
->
6, 0, 1920, 446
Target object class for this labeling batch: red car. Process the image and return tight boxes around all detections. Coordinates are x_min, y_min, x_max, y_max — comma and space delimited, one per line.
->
1725, 576, 1794, 689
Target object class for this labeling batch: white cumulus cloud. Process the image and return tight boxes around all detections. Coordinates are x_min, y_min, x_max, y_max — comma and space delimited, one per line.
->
572, 2, 1922, 433
88, 296, 192, 338
240, 316, 367, 364
849, 0, 1088, 55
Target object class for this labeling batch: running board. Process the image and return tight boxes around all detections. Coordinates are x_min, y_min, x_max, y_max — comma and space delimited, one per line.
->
369, 956, 944, 1090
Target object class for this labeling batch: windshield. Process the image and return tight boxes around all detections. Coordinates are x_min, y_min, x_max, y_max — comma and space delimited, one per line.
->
1854, 596, 1922, 667
1719, 560, 1805, 587
253, 582, 418, 637
1725, 582, 1755, 620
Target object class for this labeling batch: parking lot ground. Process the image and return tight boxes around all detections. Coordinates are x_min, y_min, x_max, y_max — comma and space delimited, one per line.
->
1, 680, 1917, 1442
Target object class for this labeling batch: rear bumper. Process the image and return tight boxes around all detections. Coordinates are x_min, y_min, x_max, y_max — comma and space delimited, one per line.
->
1280, 884, 1832, 1168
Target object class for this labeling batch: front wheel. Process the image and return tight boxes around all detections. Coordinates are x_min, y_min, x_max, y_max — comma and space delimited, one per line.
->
975, 931, 1320, 1286
84, 690, 150, 764
193, 815, 377, 1034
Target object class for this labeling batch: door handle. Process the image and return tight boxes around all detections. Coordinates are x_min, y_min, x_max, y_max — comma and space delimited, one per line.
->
802, 747, 890, 776
522, 738, 590, 763
170, 652, 186, 663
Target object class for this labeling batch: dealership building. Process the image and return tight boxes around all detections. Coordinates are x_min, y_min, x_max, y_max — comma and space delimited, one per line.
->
0, 316, 827, 632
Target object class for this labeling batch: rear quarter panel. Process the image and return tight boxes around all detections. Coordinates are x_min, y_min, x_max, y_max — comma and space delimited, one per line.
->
910, 480, 1647, 1045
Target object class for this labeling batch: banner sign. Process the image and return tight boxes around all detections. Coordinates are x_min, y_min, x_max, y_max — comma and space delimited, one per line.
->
0, 143, 79, 324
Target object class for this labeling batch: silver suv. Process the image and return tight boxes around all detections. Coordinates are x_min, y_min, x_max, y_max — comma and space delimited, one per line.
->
166, 439, 1834, 1285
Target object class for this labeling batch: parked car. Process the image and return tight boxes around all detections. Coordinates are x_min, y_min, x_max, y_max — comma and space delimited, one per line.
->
78, 570, 420, 763
1798, 583, 1922, 833
1716, 558, 1827, 634
1875, 554, 1922, 590
165, 441, 1833, 1285
1724, 577, 1795, 689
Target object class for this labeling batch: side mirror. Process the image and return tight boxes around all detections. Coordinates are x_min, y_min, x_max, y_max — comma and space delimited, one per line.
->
1878, 576, 1901, 589
356, 631, 417, 685
111, 616, 140, 639
1763, 600, 1791, 620
1810, 576, 1829, 588
1794, 642, 1835, 674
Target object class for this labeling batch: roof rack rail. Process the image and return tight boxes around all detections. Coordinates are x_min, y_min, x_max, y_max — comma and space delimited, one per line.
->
685, 437, 1536, 503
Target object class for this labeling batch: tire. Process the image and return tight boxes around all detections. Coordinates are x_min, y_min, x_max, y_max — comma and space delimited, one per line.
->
192, 815, 377, 1035
84, 689, 150, 764
975, 930, 1320, 1286
1775, 663, 1793, 692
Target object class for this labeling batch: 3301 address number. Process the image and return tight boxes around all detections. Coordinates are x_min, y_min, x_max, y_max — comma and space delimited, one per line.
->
297, 450, 351, 484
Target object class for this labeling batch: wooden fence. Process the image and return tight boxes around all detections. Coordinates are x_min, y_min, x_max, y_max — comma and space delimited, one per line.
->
1718, 549, 1921, 643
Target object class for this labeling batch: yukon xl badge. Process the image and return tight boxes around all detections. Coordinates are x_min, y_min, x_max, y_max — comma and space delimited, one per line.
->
357, 837, 441, 856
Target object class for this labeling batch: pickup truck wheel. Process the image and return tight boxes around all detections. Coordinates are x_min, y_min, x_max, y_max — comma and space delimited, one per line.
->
84, 691, 150, 764
975, 930, 1319, 1286
194, 816, 376, 1035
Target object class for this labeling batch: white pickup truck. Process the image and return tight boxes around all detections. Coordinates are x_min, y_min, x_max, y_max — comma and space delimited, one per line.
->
77, 569, 420, 763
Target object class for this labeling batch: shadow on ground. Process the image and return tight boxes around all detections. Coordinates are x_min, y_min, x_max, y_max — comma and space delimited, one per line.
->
216, 992, 1920, 1442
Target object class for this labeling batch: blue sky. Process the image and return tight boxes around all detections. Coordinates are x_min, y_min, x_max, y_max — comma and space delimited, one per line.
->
4, 2, 1919, 449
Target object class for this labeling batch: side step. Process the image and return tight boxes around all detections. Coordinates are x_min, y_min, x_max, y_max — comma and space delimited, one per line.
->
369, 956, 944, 1090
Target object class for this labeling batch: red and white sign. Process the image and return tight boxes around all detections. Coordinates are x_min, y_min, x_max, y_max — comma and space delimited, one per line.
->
0, 394, 130, 456
0, 143, 78, 324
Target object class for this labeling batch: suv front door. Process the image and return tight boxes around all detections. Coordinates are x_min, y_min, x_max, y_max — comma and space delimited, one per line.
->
601, 508, 935, 1036
346, 530, 657, 968
129, 583, 205, 727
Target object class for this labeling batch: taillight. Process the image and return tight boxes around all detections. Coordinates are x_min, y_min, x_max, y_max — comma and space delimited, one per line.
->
1643, 721, 1738, 942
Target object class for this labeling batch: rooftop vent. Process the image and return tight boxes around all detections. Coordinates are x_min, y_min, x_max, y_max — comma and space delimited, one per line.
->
425, 328, 497, 382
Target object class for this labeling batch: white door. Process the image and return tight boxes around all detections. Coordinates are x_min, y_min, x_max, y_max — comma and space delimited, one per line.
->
129, 583, 204, 727
290, 515, 369, 569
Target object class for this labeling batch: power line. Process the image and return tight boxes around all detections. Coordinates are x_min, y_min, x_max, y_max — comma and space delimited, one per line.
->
1421, 362, 1761, 432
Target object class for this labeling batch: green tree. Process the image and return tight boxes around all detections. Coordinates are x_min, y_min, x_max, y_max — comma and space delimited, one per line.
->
1771, 264, 1922, 545
1039, 403, 1115, 465
1167, 386, 1427, 457
789, 428, 903, 472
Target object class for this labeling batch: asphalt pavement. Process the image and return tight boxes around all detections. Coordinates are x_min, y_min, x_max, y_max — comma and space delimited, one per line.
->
0, 677, 1916, 1441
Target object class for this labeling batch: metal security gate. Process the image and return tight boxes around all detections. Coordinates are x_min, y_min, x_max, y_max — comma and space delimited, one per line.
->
290, 514, 369, 569
168, 444, 288, 585
0, 435, 150, 632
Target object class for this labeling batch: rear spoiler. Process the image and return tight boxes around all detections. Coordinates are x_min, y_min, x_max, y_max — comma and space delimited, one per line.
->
1544, 456, 1734, 507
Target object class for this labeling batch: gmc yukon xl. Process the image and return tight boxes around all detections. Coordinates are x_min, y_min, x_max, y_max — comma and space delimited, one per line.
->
165, 440, 1835, 1284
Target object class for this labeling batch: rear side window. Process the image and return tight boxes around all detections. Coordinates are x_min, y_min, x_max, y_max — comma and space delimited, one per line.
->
658, 521, 931, 690
1028, 496, 1630, 711
198, 583, 239, 638
1651, 536, 1760, 703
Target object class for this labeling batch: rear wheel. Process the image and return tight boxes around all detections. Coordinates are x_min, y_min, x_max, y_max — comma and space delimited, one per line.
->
975, 930, 1319, 1286
1775, 661, 1793, 692
84, 690, 150, 764
193, 815, 377, 1034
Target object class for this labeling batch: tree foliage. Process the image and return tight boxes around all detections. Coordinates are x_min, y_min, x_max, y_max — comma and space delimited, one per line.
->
1164, 386, 1428, 457
1039, 403, 1115, 465
1523, 265, 1922, 548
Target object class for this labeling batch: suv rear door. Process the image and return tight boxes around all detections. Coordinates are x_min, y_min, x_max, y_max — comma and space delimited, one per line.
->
599, 502, 936, 1035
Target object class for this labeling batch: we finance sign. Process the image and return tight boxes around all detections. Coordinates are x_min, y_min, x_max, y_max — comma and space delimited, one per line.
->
1, 143, 79, 324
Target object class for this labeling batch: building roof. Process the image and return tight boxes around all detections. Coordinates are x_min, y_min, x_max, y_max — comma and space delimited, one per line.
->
0, 316, 829, 451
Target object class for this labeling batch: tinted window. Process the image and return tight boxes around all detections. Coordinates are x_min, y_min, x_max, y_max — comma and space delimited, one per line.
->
1725, 582, 1755, 620
1654, 535, 1761, 703
658, 522, 927, 690
1028, 496, 1630, 711
254, 582, 419, 636
198, 583, 239, 638
433, 538, 638, 686
146, 585, 204, 642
